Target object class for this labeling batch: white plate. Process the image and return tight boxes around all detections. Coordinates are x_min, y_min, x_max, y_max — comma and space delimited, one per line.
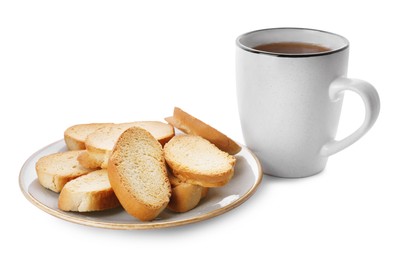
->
19, 140, 263, 229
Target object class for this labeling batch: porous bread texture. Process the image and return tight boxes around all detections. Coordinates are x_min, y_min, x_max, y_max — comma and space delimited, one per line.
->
58, 169, 120, 212
64, 123, 114, 150
165, 107, 241, 155
78, 121, 174, 169
164, 135, 236, 187
35, 150, 92, 193
167, 173, 208, 213
108, 127, 171, 221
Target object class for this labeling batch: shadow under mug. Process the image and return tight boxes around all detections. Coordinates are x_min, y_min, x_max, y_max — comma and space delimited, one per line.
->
236, 28, 380, 178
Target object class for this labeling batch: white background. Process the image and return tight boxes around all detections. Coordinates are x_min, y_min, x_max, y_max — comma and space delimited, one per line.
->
1, 0, 397, 259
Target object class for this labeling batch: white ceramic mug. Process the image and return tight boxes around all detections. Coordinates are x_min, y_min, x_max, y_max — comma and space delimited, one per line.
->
236, 28, 380, 178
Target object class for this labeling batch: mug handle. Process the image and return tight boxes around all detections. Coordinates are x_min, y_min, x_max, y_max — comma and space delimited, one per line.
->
320, 77, 380, 157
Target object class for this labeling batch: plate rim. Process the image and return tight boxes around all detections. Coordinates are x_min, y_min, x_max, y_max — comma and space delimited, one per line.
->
19, 139, 263, 230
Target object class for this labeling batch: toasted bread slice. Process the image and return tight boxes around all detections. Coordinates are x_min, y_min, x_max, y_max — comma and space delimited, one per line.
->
75, 150, 102, 169
167, 173, 208, 213
108, 127, 171, 221
165, 107, 241, 155
35, 150, 92, 193
78, 121, 174, 169
64, 123, 113, 150
58, 169, 120, 212
164, 135, 236, 187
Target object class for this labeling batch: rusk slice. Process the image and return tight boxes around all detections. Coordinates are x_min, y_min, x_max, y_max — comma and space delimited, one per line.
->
108, 127, 171, 221
58, 169, 120, 212
167, 173, 208, 213
64, 123, 113, 150
79, 121, 174, 169
165, 107, 241, 155
164, 135, 236, 187
35, 150, 92, 193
